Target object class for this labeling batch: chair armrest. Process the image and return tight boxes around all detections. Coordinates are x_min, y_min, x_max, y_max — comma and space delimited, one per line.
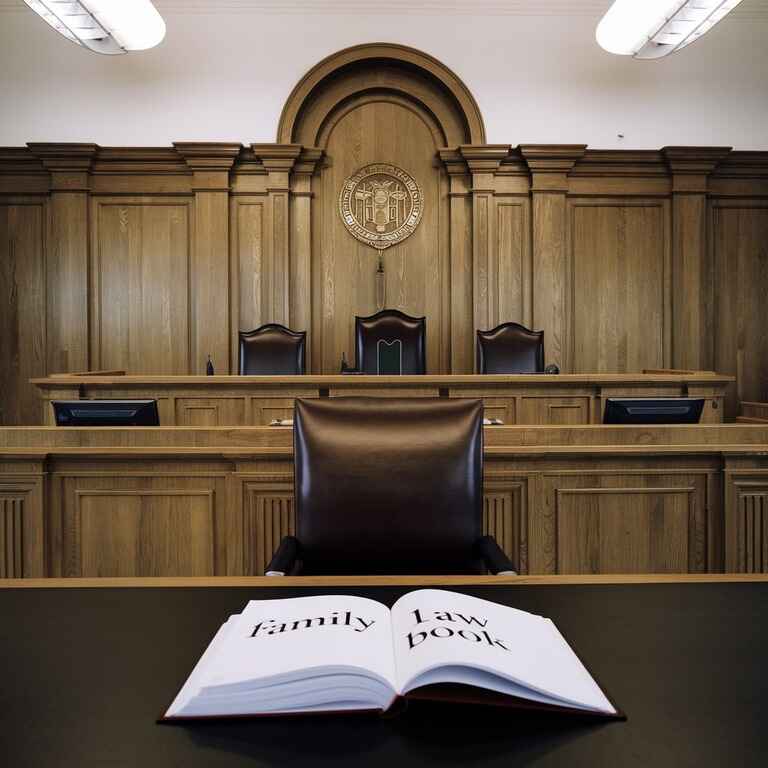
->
475, 535, 517, 575
265, 536, 300, 576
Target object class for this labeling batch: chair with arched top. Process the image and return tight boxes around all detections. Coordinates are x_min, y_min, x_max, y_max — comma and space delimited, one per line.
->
354, 309, 426, 375
476, 322, 545, 374
238, 324, 306, 375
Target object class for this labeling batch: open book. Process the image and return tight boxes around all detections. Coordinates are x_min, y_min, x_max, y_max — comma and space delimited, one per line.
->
163, 589, 622, 720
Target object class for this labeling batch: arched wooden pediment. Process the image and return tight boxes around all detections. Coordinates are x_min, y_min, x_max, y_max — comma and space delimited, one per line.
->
277, 43, 486, 147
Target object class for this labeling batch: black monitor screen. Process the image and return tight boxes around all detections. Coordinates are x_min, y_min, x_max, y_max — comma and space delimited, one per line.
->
603, 397, 704, 425
52, 400, 160, 427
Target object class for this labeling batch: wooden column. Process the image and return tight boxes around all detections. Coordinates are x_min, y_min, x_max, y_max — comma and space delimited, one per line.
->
175, 142, 241, 374
28, 143, 97, 374
459, 146, 510, 343
251, 144, 302, 327
663, 146, 732, 370
439, 149, 473, 373
520, 145, 586, 371
289, 147, 323, 368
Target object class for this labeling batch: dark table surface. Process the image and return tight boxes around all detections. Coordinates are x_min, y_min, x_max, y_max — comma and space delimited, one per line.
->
1, 582, 767, 768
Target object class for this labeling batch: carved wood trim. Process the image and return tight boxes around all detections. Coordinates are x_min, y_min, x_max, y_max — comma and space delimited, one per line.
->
277, 43, 485, 145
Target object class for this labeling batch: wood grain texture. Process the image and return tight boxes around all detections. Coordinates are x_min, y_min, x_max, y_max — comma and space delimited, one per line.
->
4, 424, 768, 577
0, 60, 766, 424
30, 373, 731, 426
711, 203, 768, 417
6, 573, 768, 589
0, 202, 46, 424
47, 190, 89, 374
191, 189, 231, 374
313, 98, 448, 373
90, 199, 192, 374
0, 479, 44, 577
569, 201, 670, 372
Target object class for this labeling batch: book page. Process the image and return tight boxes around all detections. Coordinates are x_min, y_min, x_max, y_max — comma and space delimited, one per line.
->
165, 614, 239, 717
391, 590, 615, 714
198, 595, 397, 694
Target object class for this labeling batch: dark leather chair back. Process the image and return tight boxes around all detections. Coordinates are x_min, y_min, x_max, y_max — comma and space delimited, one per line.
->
238, 324, 306, 375
355, 309, 426, 374
293, 397, 484, 575
476, 322, 544, 374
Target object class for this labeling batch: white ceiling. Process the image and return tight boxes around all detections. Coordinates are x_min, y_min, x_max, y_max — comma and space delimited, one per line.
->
1, 0, 766, 149
1, 0, 767, 16
137, 0, 768, 18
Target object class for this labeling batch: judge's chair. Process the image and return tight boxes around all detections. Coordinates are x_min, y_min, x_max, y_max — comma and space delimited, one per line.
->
265, 397, 516, 576
476, 322, 546, 374
351, 309, 426, 375
238, 324, 306, 375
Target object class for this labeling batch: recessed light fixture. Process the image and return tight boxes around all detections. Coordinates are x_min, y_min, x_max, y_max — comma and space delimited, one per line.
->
596, 0, 744, 59
23, 0, 166, 55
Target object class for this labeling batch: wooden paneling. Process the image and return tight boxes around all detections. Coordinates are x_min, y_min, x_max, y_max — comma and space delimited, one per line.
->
31, 373, 731, 426
518, 396, 592, 425
554, 487, 692, 573
7, 423, 768, 576
0, 479, 44, 578
712, 203, 768, 417
46, 190, 90, 374
232, 199, 265, 334
175, 397, 247, 427
0, 428, 756, 577
483, 480, 526, 572
534, 470, 708, 574
496, 199, 531, 327
569, 201, 669, 373
0, 202, 46, 425
313, 98, 449, 374
1, 51, 767, 425
90, 199, 192, 374
726, 473, 768, 574
77, 489, 215, 577
740, 493, 767, 573
243, 484, 294, 575
0, 495, 24, 578
58, 469, 228, 577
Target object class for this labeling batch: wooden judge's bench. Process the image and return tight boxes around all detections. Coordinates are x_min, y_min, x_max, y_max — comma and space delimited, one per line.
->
2, 368, 753, 582
4, 412, 768, 580
31, 370, 732, 426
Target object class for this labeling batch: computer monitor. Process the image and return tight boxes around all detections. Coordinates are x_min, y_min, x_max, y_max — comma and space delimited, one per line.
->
603, 397, 704, 425
52, 400, 160, 427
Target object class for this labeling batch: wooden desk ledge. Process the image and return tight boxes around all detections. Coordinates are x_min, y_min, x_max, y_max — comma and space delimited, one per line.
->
3, 574, 768, 589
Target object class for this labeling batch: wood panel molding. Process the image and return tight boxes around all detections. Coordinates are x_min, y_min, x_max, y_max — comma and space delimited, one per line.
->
726, 473, 768, 573
277, 42, 486, 145
0, 478, 43, 578
520, 145, 586, 372
7, 428, 768, 576
1, 46, 767, 421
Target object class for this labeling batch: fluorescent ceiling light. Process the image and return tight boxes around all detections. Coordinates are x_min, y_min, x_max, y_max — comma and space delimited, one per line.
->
23, 0, 166, 55
596, 0, 744, 59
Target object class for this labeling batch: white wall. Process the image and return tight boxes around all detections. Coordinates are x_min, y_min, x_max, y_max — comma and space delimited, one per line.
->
1, 2, 767, 149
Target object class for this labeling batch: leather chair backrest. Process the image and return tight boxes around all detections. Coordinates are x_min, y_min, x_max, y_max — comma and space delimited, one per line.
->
355, 309, 426, 374
238, 324, 306, 375
293, 397, 484, 575
476, 322, 544, 374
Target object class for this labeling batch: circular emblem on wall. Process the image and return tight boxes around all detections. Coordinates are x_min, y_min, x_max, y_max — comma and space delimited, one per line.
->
338, 163, 424, 250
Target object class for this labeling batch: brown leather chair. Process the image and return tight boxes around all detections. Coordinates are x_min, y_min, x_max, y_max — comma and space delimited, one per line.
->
476, 322, 545, 374
354, 309, 426, 375
238, 324, 306, 375
265, 397, 516, 576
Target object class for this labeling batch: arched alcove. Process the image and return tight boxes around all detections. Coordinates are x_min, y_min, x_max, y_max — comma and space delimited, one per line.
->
275, 44, 488, 374
277, 42, 485, 147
